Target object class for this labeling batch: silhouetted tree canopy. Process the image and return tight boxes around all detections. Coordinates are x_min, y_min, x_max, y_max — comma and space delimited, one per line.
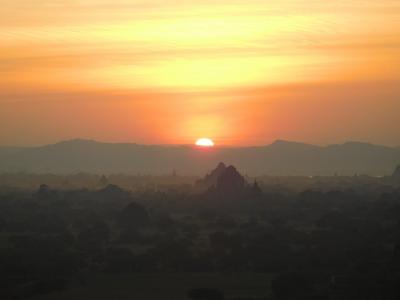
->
118, 202, 150, 230
187, 288, 224, 300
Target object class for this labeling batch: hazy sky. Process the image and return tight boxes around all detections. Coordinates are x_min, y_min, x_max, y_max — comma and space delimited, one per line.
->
1, 0, 399, 146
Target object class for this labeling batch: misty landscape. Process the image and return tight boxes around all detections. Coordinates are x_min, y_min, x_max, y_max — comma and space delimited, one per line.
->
1, 156, 400, 299
2, 0, 400, 299
1, 139, 399, 176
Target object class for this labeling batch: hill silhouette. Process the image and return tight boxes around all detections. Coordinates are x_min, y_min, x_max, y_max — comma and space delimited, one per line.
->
0, 139, 399, 176
216, 165, 246, 192
196, 162, 228, 189
196, 163, 246, 192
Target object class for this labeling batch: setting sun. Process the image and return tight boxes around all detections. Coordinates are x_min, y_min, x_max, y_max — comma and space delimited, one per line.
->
195, 138, 215, 147
0, 0, 399, 147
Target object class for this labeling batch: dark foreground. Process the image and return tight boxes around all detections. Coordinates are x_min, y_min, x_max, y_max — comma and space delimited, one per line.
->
32, 273, 272, 300
1, 166, 400, 299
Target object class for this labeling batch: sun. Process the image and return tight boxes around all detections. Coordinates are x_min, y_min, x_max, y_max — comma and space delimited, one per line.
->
195, 138, 215, 147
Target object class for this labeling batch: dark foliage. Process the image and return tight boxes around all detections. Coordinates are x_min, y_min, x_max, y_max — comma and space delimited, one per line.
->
0, 168, 400, 299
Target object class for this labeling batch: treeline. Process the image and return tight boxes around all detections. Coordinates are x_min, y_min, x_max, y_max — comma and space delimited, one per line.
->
0, 184, 400, 299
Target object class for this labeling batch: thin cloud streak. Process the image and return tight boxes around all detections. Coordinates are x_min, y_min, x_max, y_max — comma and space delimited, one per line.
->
0, 0, 399, 145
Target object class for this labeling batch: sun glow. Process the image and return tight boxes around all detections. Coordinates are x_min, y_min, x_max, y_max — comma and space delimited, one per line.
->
195, 138, 215, 147
1, 1, 399, 146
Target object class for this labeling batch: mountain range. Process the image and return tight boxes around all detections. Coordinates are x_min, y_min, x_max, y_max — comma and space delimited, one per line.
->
0, 139, 399, 176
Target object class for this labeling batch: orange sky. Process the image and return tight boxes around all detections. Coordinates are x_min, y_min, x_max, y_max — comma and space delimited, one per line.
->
0, 0, 399, 146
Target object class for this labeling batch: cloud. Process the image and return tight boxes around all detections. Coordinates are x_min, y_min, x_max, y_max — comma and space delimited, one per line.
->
0, 0, 399, 145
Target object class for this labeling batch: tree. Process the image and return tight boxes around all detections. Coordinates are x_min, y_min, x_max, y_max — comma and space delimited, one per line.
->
271, 272, 313, 300
118, 202, 150, 230
187, 288, 224, 300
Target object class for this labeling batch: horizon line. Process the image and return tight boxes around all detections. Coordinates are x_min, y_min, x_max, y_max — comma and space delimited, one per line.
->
0, 138, 399, 149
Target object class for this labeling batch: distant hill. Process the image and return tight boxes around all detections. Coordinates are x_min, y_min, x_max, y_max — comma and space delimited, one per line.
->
196, 162, 228, 189
196, 163, 263, 198
0, 139, 399, 176
195, 162, 246, 191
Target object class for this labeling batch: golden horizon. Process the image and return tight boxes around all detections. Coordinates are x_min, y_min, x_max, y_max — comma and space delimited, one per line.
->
0, 1, 399, 146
